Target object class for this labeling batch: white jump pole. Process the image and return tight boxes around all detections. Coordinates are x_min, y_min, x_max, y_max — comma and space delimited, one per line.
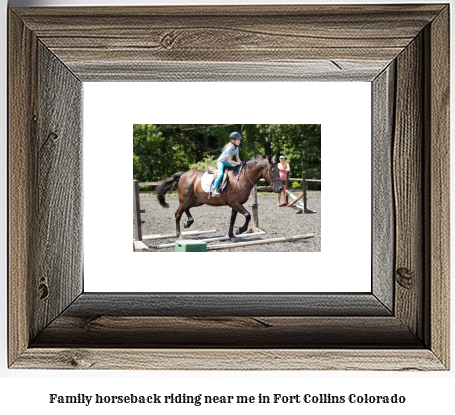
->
142, 229, 217, 241
133, 240, 149, 250
285, 190, 304, 208
158, 231, 266, 248
207, 233, 315, 250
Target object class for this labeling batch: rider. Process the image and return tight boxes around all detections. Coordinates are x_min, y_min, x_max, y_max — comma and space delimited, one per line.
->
212, 131, 243, 197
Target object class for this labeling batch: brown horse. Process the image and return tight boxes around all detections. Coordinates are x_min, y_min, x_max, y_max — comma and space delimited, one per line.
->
156, 155, 283, 238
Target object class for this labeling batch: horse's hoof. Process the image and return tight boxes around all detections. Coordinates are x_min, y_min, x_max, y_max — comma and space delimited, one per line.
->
235, 227, 242, 235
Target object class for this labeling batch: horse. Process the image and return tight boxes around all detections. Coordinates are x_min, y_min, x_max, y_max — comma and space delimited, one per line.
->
156, 155, 284, 238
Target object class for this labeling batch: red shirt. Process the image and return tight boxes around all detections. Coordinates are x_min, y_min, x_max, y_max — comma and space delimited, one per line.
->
278, 163, 289, 181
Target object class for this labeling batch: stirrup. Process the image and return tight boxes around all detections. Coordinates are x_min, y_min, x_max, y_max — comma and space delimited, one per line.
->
212, 189, 220, 197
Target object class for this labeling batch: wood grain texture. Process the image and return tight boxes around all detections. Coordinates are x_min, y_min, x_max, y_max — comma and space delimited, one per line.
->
8, 4, 450, 370
9, 11, 83, 366
31, 315, 420, 348
69, 61, 389, 82
8, 11, 39, 366
32, 42, 83, 339
393, 34, 424, 340
11, 5, 444, 81
425, 6, 450, 368
42, 293, 393, 317
372, 63, 395, 312
13, 349, 445, 371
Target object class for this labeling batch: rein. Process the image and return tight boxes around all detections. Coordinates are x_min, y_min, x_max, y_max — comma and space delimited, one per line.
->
232, 161, 281, 193
231, 162, 246, 193
243, 165, 255, 186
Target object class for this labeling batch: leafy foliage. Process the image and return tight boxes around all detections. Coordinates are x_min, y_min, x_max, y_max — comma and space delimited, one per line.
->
133, 124, 321, 188
189, 156, 219, 171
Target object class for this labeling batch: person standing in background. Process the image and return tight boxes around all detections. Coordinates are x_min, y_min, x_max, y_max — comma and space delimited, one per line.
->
277, 155, 290, 206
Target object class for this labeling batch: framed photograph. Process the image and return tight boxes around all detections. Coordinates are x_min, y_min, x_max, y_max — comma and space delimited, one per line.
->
85, 83, 369, 293
9, 4, 449, 370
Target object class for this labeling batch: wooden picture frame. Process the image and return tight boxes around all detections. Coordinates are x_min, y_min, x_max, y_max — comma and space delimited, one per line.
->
9, 4, 449, 370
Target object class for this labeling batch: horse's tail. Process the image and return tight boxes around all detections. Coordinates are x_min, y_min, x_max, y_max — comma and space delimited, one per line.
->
156, 172, 184, 208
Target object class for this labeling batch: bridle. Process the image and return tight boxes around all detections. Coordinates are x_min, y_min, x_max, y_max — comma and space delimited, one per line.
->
232, 160, 282, 193
264, 163, 283, 191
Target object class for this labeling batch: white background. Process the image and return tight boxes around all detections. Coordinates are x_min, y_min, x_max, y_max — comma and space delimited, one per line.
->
1, 0, 454, 414
84, 82, 371, 292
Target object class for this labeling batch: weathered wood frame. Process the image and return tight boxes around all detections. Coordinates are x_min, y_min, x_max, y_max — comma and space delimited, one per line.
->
8, 5, 449, 370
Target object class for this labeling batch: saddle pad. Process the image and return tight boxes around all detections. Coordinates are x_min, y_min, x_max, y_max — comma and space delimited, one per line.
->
201, 171, 226, 193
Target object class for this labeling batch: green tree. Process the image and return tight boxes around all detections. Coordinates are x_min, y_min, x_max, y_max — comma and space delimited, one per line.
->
133, 124, 164, 181
133, 124, 321, 188
241, 124, 321, 184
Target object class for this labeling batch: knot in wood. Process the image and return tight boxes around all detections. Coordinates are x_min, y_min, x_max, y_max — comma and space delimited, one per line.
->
396, 267, 414, 289
38, 282, 49, 300
60, 350, 94, 369
160, 31, 181, 49
48, 132, 59, 142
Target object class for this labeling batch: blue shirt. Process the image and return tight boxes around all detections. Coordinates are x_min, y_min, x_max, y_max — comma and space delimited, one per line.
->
217, 143, 239, 164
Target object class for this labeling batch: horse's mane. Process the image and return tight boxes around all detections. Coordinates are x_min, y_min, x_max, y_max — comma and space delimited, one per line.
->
237, 155, 269, 171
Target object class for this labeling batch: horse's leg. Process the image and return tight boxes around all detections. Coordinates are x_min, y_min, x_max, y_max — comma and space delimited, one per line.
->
183, 208, 194, 229
229, 202, 251, 237
175, 200, 193, 237
228, 209, 238, 238
175, 178, 196, 236
174, 203, 185, 237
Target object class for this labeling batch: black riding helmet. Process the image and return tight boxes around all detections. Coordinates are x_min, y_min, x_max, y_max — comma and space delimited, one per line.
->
230, 131, 243, 141
230, 131, 243, 147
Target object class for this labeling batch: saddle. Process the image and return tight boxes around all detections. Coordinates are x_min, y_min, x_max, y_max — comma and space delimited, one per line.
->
206, 165, 236, 192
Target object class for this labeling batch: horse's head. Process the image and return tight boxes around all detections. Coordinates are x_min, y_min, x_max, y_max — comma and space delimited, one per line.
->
263, 155, 284, 193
